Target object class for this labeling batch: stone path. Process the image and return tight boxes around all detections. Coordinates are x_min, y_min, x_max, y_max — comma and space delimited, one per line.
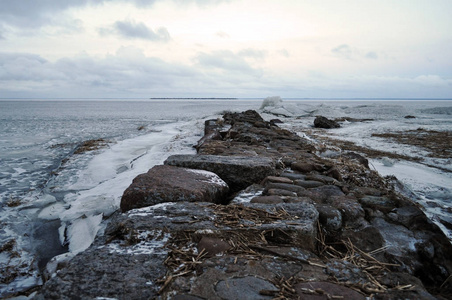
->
36, 110, 452, 300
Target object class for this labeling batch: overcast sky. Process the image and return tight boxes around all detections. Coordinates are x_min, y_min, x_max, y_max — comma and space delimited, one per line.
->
1, 0, 451, 98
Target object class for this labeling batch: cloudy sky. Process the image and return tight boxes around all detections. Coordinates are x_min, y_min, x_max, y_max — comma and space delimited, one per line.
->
1, 0, 451, 98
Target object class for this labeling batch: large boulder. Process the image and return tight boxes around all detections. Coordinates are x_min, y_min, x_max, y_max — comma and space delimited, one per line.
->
314, 116, 340, 129
165, 154, 276, 192
120, 165, 229, 212
223, 109, 264, 125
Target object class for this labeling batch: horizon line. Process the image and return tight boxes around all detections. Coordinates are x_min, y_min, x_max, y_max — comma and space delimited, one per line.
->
1, 97, 451, 100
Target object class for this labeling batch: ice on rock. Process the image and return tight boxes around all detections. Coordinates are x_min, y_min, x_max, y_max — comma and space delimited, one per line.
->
381, 157, 396, 167
260, 96, 283, 109
38, 202, 67, 220
260, 96, 316, 118
45, 252, 75, 279
63, 214, 103, 253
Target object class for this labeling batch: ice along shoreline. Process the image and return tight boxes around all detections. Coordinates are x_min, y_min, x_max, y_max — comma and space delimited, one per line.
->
36, 109, 452, 299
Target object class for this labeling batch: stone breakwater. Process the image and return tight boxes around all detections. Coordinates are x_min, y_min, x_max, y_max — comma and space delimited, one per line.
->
37, 110, 452, 299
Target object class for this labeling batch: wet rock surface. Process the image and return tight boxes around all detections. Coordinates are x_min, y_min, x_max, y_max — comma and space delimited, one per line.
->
36, 110, 452, 299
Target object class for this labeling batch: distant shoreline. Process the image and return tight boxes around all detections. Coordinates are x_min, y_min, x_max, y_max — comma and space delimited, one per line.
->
1, 97, 451, 101
149, 97, 238, 100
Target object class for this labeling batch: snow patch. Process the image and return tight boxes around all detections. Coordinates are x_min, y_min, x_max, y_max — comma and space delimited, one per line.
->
128, 202, 176, 217
186, 169, 228, 187
107, 230, 170, 255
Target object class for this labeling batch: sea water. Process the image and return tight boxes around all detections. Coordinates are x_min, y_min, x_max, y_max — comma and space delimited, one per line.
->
0, 98, 451, 296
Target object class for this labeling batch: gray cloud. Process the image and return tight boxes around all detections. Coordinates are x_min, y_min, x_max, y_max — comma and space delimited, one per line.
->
0, 48, 266, 98
365, 51, 378, 59
238, 48, 267, 60
0, 0, 93, 28
100, 20, 170, 41
0, 49, 199, 97
216, 31, 230, 38
3, 48, 450, 98
332, 44, 380, 61
332, 44, 353, 59
195, 50, 262, 76
172, 0, 231, 7
0, 0, 230, 28
277, 49, 290, 57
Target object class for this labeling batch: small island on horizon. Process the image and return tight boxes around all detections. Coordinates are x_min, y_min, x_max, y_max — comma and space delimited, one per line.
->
149, 97, 238, 100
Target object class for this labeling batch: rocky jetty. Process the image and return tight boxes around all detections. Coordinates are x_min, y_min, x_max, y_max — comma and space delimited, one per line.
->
36, 110, 452, 299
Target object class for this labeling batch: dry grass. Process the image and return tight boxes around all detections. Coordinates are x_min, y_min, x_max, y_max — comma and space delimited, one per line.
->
211, 203, 298, 228
312, 133, 420, 162
0, 239, 16, 253
315, 223, 405, 296
372, 128, 452, 159
5, 197, 22, 207
74, 139, 109, 154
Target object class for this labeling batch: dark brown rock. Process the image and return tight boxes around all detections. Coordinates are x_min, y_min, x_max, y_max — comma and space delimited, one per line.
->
165, 154, 276, 192
340, 226, 384, 253
327, 196, 365, 227
352, 186, 382, 197
265, 188, 298, 197
264, 182, 306, 195
280, 172, 306, 181
223, 109, 265, 125
291, 161, 324, 173
197, 236, 231, 257
216, 276, 276, 300
305, 174, 337, 184
120, 165, 229, 212
343, 151, 369, 169
251, 195, 284, 204
310, 185, 345, 202
316, 204, 342, 231
325, 167, 343, 181
359, 195, 396, 213
314, 116, 340, 129
294, 179, 324, 189
270, 118, 283, 125
261, 175, 293, 185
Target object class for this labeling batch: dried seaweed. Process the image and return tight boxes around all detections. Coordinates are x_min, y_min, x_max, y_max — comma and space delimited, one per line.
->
211, 203, 298, 228
5, 197, 22, 208
316, 228, 403, 296
372, 129, 452, 159
312, 133, 420, 162
74, 139, 109, 154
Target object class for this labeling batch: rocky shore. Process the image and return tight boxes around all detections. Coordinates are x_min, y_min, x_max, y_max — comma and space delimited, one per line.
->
36, 110, 452, 299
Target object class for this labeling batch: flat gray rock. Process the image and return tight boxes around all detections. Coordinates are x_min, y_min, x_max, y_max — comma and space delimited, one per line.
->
215, 276, 277, 300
